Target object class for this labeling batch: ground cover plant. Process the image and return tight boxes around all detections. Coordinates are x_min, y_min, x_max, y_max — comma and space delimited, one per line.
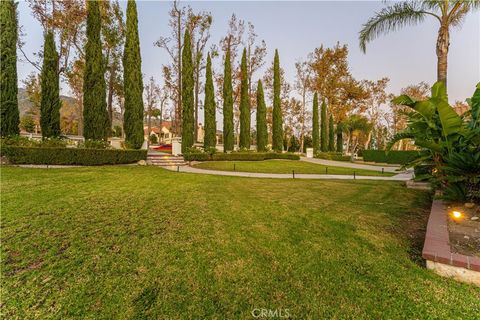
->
2, 166, 478, 319
193, 160, 395, 177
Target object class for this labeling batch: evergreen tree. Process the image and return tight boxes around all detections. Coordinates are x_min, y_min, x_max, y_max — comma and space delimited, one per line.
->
40, 31, 61, 137
181, 29, 194, 153
0, 0, 19, 137
272, 49, 283, 152
328, 114, 335, 151
239, 48, 250, 149
123, 0, 144, 148
320, 100, 327, 152
312, 92, 319, 153
336, 122, 343, 153
222, 49, 234, 152
256, 80, 267, 152
83, 0, 108, 141
203, 53, 216, 149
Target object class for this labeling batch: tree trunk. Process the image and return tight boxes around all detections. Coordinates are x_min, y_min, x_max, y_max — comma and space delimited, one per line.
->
194, 65, 199, 142
159, 101, 164, 143
147, 103, 152, 148
436, 24, 449, 87
176, 3, 182, 136
77, 97, 83, 137
364, 131, 371, 150
299, 88, 306, 153
107, 65, 115, 133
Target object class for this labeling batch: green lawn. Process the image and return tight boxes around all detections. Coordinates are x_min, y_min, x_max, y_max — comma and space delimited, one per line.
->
193, 160, 396, 176
1, 166, 478, 319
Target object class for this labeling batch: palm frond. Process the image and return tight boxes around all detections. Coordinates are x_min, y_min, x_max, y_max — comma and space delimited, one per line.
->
386, 131, 415, 150
359, 2, 433, 53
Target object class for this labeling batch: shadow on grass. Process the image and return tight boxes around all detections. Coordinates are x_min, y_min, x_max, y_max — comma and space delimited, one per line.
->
390, 191, 433, 267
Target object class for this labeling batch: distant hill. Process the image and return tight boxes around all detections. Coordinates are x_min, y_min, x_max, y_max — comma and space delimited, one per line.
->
18, 88, 77, 116
18, 88, 124, 128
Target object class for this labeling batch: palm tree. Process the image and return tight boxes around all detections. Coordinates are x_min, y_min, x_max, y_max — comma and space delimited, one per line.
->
359, 1, 479, 87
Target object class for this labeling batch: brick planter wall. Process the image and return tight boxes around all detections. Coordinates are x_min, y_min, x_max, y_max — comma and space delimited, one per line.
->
422, 200, 480, 286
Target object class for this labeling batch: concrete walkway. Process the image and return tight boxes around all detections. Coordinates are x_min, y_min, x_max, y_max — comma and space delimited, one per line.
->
300, 157, 401, 173
164, 165, 413, 181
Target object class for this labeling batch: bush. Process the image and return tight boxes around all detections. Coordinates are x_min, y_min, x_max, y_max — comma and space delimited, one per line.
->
149, 134, 158, 145
315, 152, 351, 162
183, 152, 210, 161
78, 139, 111, 149
0, 136, 67, 148
362, 150, 420, 164
1, 146, 146, 165
414, 164, 433, 181
264, 152, 299, 160
183, 151, 300, 162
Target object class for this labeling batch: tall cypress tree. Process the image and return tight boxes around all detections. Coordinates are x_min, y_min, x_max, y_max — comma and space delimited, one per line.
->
83, 0, 108, 141
222, 49, 234, 152
123, 0, 144, 148
336, 122, 343, 153
312, 92, 319, 153
328, 114, 335, 151
272, 49, 283, 152
181, 29, 194, 153
320, 100, 327, 152
256, 80, 267, 151
203, 53, 216, 149
40, 31, 61, 137
0, 0, 19, 137
239, 48, 250, 149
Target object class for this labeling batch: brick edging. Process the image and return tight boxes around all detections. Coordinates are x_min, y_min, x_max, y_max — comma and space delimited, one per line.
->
422, 200, 480, 271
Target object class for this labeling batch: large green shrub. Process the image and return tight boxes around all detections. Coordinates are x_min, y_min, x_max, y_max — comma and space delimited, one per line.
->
315, 152, 351, 162
1, 146, 146, 165
239, 48, 250, 149
83, 0, 108, 141
181, 29, 194, 153
222, 50, 234, 152
390, 82, 480, 203
0, 0, 20, 137
362, 150, 420, 164
123, 0, 145, 148
40, 31, 61, 138
203, 53, 216, 149
272, 49, 283, 152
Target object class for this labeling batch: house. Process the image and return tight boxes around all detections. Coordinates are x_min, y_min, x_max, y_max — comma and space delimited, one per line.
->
196, 123, 223, 145
144, 121, 174, 144
145, 121, 223, 145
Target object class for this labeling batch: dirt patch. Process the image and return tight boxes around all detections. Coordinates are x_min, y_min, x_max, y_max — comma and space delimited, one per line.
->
447, 203, 480, 258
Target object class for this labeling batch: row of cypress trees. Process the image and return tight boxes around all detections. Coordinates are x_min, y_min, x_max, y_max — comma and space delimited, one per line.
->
311, 94, 342, 152
0, 0, 144, 149
181, 42, 283, 153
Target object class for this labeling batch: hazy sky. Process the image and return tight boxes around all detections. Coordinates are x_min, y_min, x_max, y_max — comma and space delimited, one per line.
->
17, 1, 480, 109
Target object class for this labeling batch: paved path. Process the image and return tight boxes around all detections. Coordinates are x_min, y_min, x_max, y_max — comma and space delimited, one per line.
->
164, 165, 413, 181
300, 157, 401, 173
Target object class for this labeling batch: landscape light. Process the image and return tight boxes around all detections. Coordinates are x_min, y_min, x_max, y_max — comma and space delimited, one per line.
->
451, 210, 463, 221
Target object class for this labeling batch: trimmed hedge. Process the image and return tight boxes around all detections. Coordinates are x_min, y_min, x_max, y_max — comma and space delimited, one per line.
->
362, 150, 420, 165
1, 146, 147, 165
315, 152, 351, 162
184, 152, 300, 162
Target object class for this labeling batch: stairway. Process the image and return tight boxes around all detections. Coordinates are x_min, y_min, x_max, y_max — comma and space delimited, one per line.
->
147, 153, 188, 167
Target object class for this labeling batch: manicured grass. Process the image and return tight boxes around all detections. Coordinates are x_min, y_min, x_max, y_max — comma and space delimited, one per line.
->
193, 160, 396, 176
1, 166, 478, 319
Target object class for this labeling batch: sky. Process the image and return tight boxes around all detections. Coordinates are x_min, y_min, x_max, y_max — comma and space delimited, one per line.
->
17, 0, 480, 120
